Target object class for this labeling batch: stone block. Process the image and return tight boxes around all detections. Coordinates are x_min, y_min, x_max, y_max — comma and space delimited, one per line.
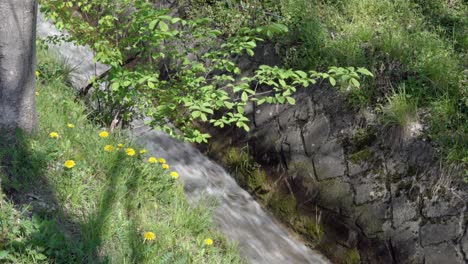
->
420, 218, 459, 246
423, 242, 460, 264
312, 140, 346, 180
302, 114, 330, 155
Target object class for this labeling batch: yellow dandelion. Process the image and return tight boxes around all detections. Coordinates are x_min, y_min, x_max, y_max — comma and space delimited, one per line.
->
117, 143, 124, 148
99, 131, 109, 138
162, 164, 169, 170
125, 148, 136, 156
104, 145, 115, 152
158, 158, 166, 164
143, 231, 156, 241
204, 238, 213, 246
67, 123, 75, 128
148, 157, 157, 164
140, 149, 147, 154
35, 71, 40, 77
64, 160, 76, 169
49, 132, 59, 139
170, 171, 179, 179
36, 91, 39, 96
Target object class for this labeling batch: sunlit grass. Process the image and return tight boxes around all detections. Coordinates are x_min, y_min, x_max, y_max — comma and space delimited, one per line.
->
0, 51, 241, 263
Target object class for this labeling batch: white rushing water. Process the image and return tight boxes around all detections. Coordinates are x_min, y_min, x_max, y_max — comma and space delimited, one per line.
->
132, 122, 329, 264
38, 13, 330, 264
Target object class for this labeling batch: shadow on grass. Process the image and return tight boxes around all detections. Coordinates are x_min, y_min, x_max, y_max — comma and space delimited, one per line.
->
0, 129, 145, 263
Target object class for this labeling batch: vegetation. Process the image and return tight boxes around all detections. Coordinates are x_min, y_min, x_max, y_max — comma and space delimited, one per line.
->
182, 0, 467, 169
0, 50, 241, 263
39, 0, 371, 144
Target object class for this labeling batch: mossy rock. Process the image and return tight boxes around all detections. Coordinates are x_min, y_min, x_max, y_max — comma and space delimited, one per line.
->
351, 127, 377, 150
349, 149, 373, 164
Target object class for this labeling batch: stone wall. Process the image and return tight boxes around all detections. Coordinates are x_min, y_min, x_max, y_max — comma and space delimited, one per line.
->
244, 86, 467, 263
206, 45, 468, 263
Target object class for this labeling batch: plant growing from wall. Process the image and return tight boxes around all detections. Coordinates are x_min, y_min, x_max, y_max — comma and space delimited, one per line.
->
40, 0, 372, 143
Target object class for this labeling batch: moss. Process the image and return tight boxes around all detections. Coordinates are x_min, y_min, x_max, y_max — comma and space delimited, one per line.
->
268, 192, 297, 220
351, 128, 376, 150
293, 216, 324, 243
349, 149, 373, 164
344, 248, 361, 264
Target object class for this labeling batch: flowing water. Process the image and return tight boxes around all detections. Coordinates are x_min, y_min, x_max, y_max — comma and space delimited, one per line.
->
38, 13, 330, 264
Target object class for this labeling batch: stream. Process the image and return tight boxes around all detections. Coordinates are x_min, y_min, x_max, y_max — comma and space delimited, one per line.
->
38, 13, 330, 264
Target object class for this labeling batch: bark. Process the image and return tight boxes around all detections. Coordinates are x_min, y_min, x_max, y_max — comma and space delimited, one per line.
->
0, 0, 38, 132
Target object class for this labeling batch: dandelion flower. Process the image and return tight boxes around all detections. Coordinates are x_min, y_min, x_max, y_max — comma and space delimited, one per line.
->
117, 143, 124, 148
125, 148, 136, 156
204, 238, 213, 246
35, 71, 40, 77
64, 160, 76, 169
67, 123, 75, 128
104, 145, 115, 152
162, 164, 169, 170
158, 158, 166, 164
148, 157, 157, 164
49, 132, 59, 139
140, 149, 147, 154
170, 171, 179, 179
143, 231, 156, 241
36, 91, 39, 96
99, 131, 109, 138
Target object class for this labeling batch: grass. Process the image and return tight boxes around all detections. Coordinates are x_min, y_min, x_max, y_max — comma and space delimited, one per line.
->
182, 0, 468, 167
0, 50, 241, 263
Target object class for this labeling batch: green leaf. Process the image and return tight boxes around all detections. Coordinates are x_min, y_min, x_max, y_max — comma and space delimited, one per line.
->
357, 67, 374, 77
149, 20, 158, 30
350, 78, 360, 87
295, 70, 307, 78
241, 92, 248, 102
286, 97, 296, 104
159, 21, 169, 32
112, 82, 120, 91
329, 77, 336, 86
0, 251, 9, 260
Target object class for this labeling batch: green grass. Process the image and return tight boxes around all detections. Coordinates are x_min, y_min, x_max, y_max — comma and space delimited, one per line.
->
0, 51, 241, 263
182, 0, 468, 165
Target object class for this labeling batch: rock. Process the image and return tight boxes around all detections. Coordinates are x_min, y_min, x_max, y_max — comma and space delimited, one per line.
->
283, 128, 306, 158
316, 180, 353, 214
423, 242, 460, 264
389, 221, 422, 263
420, 218, 459, 246
354, 183, 375, 205
423, 199, 464, 218
355, 203, 389, 237
392, 195, 418, 226
255, 104, 284, 127
312, 140, 346, 180
302, 114, 330, 155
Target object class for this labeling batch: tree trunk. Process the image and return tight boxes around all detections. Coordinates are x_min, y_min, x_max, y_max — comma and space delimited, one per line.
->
0, 0, 38, 132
